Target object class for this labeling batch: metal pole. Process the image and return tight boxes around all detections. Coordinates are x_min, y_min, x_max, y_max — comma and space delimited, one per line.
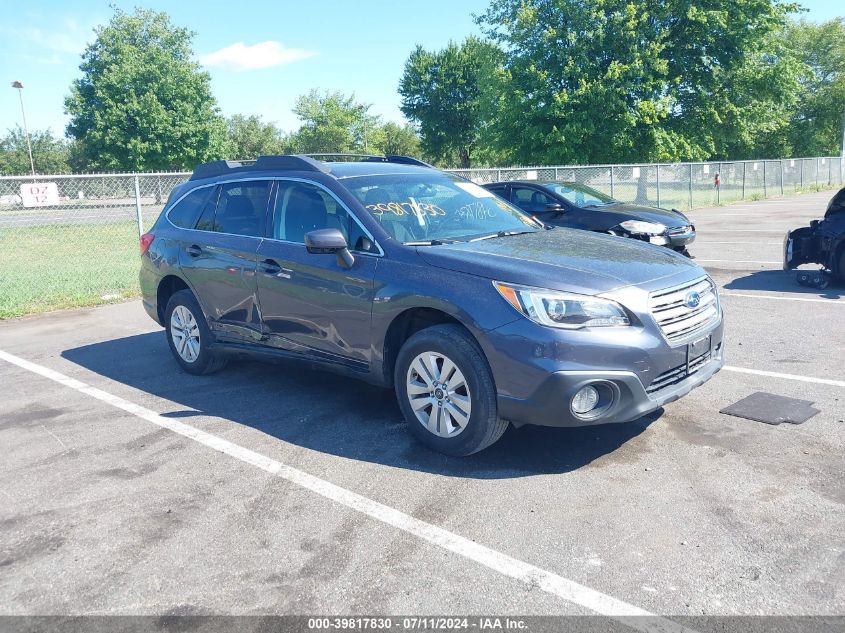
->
610, 166, 615, 199
12, 84, 36, 178
800, 159, 804, 190
828, 157, 832, 185
841, 104, 845, 183
656, 164, 661, 208
763, 161, 767, 198
742, 162, 746, 199
688, 164, 693, 210
717, 162, 722, 204
134, 175, 144, 239
816, 157, 820, 186
780, 159, 784, 196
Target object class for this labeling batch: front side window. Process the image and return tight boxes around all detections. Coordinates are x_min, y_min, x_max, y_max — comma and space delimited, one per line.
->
209, 181, 271, 237
511, 187, 554, 213
340, 173, 540, 244
545, 183, 614, 207
272, 181, 376, 252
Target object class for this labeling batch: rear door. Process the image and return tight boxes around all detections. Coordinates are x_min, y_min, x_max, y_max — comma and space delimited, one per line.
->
178, 179, 272, 342
255, 179, 379, 370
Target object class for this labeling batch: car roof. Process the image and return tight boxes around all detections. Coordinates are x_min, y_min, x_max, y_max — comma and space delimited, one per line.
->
187, 154, 441, 185
327, 161, 438, 179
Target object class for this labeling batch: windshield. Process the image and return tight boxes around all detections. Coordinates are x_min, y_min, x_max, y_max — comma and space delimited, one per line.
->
544, 182, 614, 207
341, 173, 541, 243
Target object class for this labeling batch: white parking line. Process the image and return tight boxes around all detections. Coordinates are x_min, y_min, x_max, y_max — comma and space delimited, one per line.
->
724, 365, 845, 388
0, 349, 696, 633
720, 292, 845, 304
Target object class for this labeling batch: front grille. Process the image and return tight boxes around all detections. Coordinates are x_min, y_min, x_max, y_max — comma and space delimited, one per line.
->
649, 277, 719, 344
646, 343, 721, 394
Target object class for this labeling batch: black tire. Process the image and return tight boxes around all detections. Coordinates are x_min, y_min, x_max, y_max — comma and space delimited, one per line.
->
164, 289, 227, 375
394, 324, 508, 456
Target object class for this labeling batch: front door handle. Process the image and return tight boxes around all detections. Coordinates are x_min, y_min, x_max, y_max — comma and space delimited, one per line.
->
186, 244, 202, 258
259, 259, 291, 278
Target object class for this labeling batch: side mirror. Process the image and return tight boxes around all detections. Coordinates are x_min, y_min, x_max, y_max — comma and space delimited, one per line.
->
544, 203, 564, 212
304, 228, 355, 268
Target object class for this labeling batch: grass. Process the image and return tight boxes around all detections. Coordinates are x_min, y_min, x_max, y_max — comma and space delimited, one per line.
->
0, 221, 142, 319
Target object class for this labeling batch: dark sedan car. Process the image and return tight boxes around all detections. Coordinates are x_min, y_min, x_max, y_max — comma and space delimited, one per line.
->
483, 180, 695, 254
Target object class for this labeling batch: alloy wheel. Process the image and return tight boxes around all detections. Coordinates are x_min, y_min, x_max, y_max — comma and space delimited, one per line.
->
170, 305, 201, 363
406, 351, 472, 438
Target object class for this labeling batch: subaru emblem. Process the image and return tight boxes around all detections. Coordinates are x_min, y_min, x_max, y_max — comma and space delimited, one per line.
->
685, 291, 701, 309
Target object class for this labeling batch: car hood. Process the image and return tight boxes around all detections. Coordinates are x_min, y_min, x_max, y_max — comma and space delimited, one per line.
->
416, 228, 702, 295
588, 202, 690, 228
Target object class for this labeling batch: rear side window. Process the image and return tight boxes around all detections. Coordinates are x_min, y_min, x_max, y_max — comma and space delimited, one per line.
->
194, 180, 271, 237
167, 187, 213, 228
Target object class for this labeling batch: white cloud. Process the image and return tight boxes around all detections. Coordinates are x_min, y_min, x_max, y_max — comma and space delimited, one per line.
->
0, 16, 96, 64
199, 41, 317, 71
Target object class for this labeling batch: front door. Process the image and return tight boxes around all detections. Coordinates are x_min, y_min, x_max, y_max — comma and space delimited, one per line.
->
178, 179, 272, 341
255, 179, 378, 370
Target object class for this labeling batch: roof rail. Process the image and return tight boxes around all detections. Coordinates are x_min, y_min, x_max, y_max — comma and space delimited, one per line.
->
384, 155, 435, 168
189, 155, 330, 180
303, 153, 435, 168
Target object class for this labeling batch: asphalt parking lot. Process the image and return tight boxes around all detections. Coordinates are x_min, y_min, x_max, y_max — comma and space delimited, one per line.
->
1, 190, 843, 626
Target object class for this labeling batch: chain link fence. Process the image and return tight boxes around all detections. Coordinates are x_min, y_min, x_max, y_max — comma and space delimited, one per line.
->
0, 172, 188, 317
451, 156, 844, 210
1, 156, 842, 318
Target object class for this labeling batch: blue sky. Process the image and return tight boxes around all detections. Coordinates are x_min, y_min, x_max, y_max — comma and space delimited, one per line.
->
1, 0, 841, 140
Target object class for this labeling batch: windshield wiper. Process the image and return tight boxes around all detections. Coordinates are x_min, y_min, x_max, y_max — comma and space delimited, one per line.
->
469, 230, 535, 242
403, 239, 457, 246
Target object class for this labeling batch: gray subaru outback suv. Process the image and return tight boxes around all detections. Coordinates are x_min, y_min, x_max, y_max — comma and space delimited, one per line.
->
140, 155, 724, 455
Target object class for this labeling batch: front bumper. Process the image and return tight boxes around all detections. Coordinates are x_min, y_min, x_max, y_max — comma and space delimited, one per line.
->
497, 345, 723, 427
485, 298, 724, 428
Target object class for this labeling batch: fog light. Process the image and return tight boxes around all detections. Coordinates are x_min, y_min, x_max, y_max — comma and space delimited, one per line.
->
572, 385, 600, 415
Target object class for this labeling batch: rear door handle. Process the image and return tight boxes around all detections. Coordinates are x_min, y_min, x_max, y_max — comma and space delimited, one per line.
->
186, 244, 202, 258
259, 259, 291, 278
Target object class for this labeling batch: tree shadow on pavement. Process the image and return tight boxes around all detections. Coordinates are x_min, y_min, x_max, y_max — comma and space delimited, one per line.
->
62, 331, 660, 480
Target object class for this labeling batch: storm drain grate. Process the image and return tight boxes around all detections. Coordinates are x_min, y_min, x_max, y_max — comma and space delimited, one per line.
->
720, 392, 820, 425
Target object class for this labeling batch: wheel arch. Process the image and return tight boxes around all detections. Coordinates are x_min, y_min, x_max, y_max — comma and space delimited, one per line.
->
156, 275, 191, 324
380, 307, 483, 388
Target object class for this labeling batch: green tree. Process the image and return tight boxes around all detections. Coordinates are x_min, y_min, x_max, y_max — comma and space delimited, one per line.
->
373, 122, 421, 157
64, 7, 228, 171
288, 90, 382, 154
785, 18, 845, 157
399, 37, 501, 168
0, 127, 70, 175
226, 114, 289, 159
477, 0, 799, 164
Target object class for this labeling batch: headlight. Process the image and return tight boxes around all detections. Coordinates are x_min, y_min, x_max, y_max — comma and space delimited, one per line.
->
493, 282, 630, 329
619, 220, 666, 235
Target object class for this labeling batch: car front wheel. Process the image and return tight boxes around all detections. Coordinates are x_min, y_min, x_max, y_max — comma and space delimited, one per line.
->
394, 324, 508, 456
164, 289, 227, 375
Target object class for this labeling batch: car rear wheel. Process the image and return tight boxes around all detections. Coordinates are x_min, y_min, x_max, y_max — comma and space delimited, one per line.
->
164, 289, 227, 375
394, 324, 508, 456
